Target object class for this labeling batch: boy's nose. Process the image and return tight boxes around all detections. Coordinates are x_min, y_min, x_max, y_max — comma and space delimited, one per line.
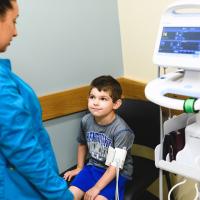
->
93, 99, 99, 105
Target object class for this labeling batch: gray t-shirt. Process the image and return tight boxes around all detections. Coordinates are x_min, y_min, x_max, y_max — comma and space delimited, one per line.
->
77, 113, 135, 179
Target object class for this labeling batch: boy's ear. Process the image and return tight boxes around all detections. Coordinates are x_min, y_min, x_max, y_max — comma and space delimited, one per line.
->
113, 99, 122, 110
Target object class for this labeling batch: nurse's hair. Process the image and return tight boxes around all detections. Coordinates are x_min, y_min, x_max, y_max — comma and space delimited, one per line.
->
0, 0, 15, 19
90, 75, 122, 103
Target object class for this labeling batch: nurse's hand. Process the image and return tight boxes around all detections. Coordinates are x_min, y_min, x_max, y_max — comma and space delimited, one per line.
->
63, 167, 82, 181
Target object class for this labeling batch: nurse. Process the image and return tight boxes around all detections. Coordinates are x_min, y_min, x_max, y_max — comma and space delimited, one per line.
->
0, 1, 73, 199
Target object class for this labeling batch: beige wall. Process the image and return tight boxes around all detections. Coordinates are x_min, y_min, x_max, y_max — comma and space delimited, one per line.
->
117, 0, 197, 199
118, 0, 174, 82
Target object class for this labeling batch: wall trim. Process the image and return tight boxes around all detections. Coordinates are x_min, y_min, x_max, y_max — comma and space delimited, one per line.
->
39, 77, 147, 121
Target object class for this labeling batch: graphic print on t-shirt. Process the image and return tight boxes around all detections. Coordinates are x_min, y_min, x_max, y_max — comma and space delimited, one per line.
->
86, 131, 112, 161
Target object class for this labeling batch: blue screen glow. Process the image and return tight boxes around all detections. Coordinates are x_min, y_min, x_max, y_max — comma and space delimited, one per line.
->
159, 27, 200, 54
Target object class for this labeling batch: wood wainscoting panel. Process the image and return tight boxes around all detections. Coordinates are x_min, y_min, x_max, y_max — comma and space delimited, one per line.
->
119, 77, 146, 100
39, 85, 90, 121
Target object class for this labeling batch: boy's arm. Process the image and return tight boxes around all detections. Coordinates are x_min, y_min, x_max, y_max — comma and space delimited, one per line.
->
63, 143, 87, 181
84, 165, 116, 199
77, 143, 88, 169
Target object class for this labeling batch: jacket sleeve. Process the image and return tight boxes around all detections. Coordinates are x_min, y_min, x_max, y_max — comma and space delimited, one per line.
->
0, 73, 73, 199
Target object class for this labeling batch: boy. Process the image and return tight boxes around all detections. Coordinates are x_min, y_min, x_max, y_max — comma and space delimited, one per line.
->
64, 75, 134, 200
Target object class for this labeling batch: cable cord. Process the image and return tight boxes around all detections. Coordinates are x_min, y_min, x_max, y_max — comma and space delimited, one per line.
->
168, 179, 187, 200
194, 183, 199, 200
115, 166, 120, 200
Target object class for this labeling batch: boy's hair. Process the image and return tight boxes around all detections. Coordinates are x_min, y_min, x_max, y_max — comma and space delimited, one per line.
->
0, 0, 15, 19
90, 75, 122, 102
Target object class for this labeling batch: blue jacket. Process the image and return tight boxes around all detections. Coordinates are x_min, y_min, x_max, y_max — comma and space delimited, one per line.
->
0, 59, 73, 200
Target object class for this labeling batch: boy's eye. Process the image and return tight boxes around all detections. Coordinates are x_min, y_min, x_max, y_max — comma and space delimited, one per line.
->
89, 95, 95, 99
100, 97, 107, 101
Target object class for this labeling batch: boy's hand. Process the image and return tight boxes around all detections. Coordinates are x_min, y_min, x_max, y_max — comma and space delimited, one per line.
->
63, 167, 82, 181
84, 186, 100, 200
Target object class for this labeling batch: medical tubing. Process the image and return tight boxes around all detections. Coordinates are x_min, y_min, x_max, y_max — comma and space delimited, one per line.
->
193, 183, 199, 200
183, 98, 197, 113
168, 179, 187, 200
115, 166, 120, 200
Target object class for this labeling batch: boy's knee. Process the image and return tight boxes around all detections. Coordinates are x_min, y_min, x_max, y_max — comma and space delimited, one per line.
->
94, 195, 108, 200
69, 186, 84, 200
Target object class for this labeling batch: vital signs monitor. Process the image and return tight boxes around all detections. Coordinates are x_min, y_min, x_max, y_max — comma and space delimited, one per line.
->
145, 1, 200, 194
153, 0, 200, 70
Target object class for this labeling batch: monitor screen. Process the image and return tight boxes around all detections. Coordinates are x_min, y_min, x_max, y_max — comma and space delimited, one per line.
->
158, 27, 200, 55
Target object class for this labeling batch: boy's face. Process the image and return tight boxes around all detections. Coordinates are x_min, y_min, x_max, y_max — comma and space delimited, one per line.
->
88, 87, 121, 123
